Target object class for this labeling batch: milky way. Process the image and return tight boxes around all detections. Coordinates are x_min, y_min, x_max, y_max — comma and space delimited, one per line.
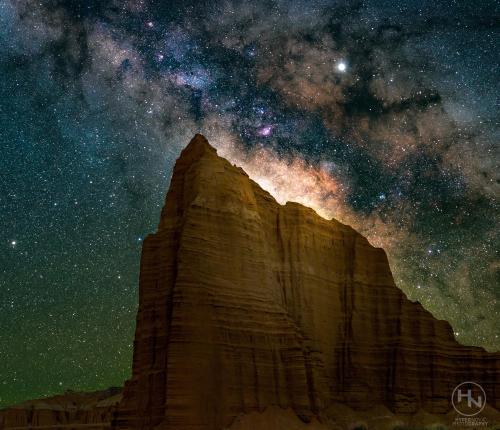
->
0, 0, 498, 407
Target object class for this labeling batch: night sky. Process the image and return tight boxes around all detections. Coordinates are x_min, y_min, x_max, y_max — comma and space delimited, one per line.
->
1, 0, 499, 407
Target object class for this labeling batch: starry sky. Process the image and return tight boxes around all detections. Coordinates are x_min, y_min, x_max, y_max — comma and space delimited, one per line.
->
0, 0, 499, 407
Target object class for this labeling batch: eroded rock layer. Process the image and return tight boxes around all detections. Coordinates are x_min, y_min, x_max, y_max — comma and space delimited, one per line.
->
113, 134, 499, 430
0, 388, 121, 430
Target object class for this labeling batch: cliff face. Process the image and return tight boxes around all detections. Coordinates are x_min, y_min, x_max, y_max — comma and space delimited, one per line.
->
113, 134, 499, 430
0, 388, 121, 430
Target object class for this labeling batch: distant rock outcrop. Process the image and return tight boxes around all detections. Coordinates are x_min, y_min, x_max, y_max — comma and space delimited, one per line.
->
112, 134, 499, 430
0, 388, 121, 430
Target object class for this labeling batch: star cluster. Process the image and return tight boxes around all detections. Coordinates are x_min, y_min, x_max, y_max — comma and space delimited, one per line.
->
0, 0, 498, 407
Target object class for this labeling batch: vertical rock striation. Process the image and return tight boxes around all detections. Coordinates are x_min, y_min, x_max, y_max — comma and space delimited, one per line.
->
113, 134, 499, 430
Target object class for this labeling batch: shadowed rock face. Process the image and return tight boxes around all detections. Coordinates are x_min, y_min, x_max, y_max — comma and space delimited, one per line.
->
0, 388, 121, 430
113, 134, 499, 430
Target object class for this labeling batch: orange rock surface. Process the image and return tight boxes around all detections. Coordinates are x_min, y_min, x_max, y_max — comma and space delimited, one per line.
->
113, 134, 499, 430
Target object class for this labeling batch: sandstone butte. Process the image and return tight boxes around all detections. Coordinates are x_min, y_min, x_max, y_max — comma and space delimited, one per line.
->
1, 135, 498, 430
0, 388, 121, 430
111, 134, 499, 429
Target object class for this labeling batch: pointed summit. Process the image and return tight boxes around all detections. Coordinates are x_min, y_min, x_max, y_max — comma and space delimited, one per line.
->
178, 133, 217, 161
157, 134, 222, 226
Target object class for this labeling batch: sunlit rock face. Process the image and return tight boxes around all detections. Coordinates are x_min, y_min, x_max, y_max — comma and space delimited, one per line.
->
113, 134, 499, 430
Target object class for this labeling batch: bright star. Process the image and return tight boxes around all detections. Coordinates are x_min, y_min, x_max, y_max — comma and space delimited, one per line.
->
337, 61, 347, 72
11, 240, 17, 247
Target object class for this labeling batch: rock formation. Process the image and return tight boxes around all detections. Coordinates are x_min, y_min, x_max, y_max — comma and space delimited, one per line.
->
113, 134, 499, 430
0, 388, 121, 430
